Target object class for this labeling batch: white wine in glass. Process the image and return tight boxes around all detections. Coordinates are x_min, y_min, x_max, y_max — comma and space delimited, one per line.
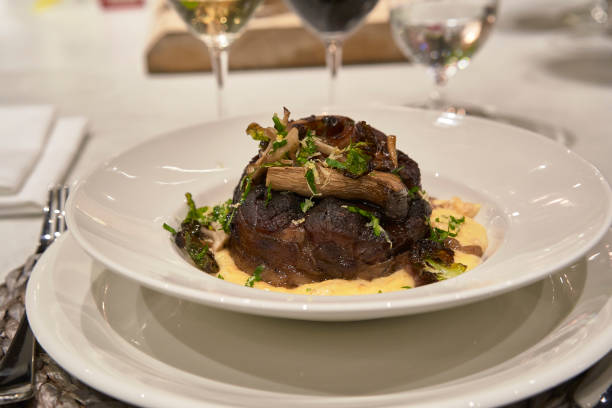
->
169, 0, 263, 116
390, 0, 498, 110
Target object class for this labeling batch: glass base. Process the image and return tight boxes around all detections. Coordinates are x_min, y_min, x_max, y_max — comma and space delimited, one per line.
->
411, 101, 575, 146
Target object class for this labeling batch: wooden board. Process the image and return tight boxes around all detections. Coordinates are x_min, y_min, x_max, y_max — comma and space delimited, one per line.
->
146, 0, 406, 73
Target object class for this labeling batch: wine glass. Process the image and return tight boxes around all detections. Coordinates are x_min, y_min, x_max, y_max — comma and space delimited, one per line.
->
389, 0, 498, 111
283, 0, 379, 104
169, 0, 263, 117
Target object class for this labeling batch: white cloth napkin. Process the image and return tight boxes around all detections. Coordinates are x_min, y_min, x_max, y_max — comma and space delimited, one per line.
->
0, 105, 55, 195
0, 116, 88, 216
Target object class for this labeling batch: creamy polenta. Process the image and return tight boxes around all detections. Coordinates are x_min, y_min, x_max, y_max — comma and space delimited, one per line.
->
213, 197, 488, 295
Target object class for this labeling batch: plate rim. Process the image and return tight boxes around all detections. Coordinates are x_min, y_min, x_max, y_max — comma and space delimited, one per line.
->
64, 105, 612, 320
26, 231, 612, 408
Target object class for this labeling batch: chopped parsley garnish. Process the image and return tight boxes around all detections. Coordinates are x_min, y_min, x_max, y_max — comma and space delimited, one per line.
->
300, 198, 314, 213
449, 215, 465, 232
184, 192, 207, 224
325, 158, 347, 170
391, 166, 404, 175
211, 199, 234, 233
193, 245, 210, 262
163, 223, 177, 235
378, 290, 382, 293
430, 227, 450, 242
401, 285, 412, 289
325, 143, 370, 177
344, 146, 370, 176
304, 164, 317, 195
407, 186, 420, 199
296, 130, 317, 165
239, 176, 252, 204
265, 186, 272, 206
271, 138, 287, 152
217, 274, 224, 280
429, 214, 465, 242
239, 175, 248, 190
176, 193, 234, 234
351, 141, 369, 149
262, 161, 291, 168
342, 205, 392, 246
245, 265, 264, 287
272, 114, 287, 136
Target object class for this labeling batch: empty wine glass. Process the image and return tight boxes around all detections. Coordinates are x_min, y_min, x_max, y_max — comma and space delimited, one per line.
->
390, 0, 498, 111
284, 0, 379, 104
169, 0, 263, 117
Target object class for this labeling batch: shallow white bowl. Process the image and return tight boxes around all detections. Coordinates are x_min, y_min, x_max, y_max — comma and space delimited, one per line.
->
25, 230, 612, 407
65, 106, 612, 320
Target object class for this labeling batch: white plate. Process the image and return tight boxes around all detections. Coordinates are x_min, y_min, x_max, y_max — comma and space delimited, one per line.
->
65, 106, 612, 320
26, 231, 612, 408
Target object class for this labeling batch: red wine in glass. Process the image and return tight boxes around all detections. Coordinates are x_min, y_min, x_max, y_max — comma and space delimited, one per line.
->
284, 0, 379, 102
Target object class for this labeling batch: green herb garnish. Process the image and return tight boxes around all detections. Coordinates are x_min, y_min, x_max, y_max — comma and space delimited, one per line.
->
262, 161, 291, 168
342, 205, 391, 246
300, 198, 314, 213
271, 139, 287, 152
193, 245, 210, 262
429, 214, 465, 242
325, 158, 347, 171
239, 176, 252, 204
407, 186, 420, 199
212, 199, 234, 233
305, 166, 317, 195
163, 223, 177, 235
296, 130, 318, 165
325, 143, 370, 177
430, 227, 448, 242
265, 186, 272, 206
217, 274, 224, 280
245, 265, 264, 287
401, 285, 412, 289
391, 166, 404, 175
424, 259, 467, 280
344, 146, 370, 176
181, 193, 234, 233
272, 114, 287, 136
184, 192, 208, 224
449, 215, 465, 232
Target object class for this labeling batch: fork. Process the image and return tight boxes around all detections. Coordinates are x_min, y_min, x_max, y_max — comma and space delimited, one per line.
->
0, 186, 69, 404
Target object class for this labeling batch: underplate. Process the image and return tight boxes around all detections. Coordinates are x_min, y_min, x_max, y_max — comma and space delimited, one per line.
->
26, 231, 612, 407
65, 106, 612, 320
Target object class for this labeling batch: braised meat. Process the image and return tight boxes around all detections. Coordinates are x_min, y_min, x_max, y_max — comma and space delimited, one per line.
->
228, 114, 448, 288
229, 184, 441, 287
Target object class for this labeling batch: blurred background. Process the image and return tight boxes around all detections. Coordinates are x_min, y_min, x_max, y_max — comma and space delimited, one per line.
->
0, 0, 611, 159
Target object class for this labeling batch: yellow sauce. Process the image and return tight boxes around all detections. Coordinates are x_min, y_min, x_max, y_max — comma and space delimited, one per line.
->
214, 198, 488, 295
430, 207, 489, 273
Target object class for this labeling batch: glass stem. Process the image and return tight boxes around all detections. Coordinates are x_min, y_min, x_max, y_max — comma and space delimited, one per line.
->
429, 69, 448, 110
325, 38, 343, 106
208, 45, 229, 118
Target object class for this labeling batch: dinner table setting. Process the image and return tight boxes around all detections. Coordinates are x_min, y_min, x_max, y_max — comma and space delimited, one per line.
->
1, 0, 612, 407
